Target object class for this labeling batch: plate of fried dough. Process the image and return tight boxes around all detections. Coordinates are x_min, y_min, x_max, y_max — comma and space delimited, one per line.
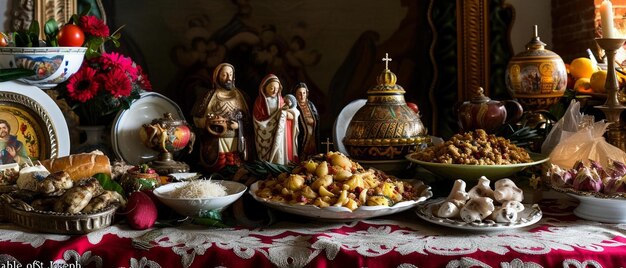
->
249, 152, 433, 221
415, 177, 542, 231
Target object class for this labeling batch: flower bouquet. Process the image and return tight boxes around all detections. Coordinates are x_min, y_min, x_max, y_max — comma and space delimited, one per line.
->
56, 14, 152, 126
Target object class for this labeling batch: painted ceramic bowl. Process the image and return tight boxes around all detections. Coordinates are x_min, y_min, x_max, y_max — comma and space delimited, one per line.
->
0, 47, 87, 89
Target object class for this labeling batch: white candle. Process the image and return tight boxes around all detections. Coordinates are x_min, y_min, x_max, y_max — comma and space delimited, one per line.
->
600, 0, 616, 38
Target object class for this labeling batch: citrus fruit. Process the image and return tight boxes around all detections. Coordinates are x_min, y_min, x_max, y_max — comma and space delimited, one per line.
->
569, 58, 595, 80
589, 70, 607, 93
574, 77, 592, 93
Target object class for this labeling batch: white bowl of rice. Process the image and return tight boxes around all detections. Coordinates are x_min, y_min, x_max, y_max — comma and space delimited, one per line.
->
153, 180, 247, 216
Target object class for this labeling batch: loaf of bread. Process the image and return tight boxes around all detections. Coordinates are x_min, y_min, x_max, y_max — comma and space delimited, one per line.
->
41, 153, 112, 181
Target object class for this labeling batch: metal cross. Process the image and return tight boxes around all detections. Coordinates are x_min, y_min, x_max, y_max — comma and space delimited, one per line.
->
322, 138, 334, 153
382, 53, 392, 70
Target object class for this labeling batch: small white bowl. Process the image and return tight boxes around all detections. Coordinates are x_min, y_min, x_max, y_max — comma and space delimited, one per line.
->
153, 180, 247, 216
0, 47, 86, 89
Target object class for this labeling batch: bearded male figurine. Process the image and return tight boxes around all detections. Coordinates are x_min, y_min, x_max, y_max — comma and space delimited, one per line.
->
191, 63, 252, 171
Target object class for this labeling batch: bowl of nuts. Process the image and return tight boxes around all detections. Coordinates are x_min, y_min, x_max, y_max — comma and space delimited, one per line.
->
406, 129, 549, 180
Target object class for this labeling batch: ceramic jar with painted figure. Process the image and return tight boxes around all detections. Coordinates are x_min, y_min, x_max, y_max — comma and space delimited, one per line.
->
457, 87, 523, 133
139, 112, 195, 174
505, 26, 567, 126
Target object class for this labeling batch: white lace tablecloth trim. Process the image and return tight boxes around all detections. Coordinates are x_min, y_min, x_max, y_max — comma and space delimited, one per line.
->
1, 202, 625, 268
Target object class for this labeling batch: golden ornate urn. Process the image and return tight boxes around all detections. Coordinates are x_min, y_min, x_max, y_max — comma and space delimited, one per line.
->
343, 54, 429, 160
505, 26, 567, 126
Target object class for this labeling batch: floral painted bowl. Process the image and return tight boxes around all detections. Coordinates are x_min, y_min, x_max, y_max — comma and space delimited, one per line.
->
0, 47, 86, 89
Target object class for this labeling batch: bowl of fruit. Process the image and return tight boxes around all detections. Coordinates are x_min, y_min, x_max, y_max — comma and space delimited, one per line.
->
0, 21, 87, 88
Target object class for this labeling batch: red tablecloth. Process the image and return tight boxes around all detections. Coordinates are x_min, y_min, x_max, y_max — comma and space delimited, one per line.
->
0, 197, 625, 268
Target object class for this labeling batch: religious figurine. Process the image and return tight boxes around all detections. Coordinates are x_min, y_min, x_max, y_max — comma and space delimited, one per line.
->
291, 82, 319, 159
191, 63, 251, 172
253, 74, 299, 164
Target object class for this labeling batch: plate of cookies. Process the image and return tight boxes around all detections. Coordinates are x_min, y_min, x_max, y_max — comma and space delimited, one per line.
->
406, 129, 549, 180
415, 177, 542, 231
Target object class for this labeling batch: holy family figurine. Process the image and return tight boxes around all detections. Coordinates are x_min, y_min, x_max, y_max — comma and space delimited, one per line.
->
191, 63, 319, 171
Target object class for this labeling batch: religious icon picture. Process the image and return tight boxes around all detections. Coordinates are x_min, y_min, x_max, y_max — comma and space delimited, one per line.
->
0, 92, 55, 163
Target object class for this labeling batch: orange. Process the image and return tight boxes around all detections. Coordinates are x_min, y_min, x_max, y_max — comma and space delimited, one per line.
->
574, 77, 592, 93
589, 70, 607, 93
569, 58, 595, 80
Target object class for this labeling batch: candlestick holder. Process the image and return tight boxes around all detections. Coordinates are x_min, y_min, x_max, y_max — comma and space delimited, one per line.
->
595, 38, 626, 150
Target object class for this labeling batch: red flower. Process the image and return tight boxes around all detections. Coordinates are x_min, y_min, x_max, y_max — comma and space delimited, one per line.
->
100, 52, 137, 79
79, 15, 110, 37
66, 66, 100, 102
136, 65, 152, 90
20, 123, 27, 134
99, 67, 132, 97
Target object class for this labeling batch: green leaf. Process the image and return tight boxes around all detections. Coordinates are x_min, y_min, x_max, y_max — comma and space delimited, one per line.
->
28, 20, 40, 35
43, 19, 59, 36
93, 173, 126, 197
44, 19, 59, 47
187, 209, 229, 227
0, 68, 35, 82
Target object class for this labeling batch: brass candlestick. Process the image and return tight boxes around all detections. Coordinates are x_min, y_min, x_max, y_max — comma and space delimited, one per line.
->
595, 38, 626, 150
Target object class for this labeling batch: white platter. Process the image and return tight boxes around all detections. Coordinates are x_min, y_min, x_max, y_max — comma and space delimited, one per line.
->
111, 92, 185, 165
249, 181, 432, 222
566, 194, 626, 223
332, 99, 366, 155
415, 198, 542, 231
0, 81, 70, 159
551, 185, 626, 223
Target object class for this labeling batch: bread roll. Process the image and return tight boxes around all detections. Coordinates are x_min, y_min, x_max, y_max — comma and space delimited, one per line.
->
41, 153, 111, 181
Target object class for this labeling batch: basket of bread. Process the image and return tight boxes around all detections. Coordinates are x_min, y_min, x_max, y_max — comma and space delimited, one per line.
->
0, 152, 126, 234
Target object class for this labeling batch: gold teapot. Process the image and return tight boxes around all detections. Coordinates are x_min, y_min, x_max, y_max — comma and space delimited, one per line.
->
343, 54, 429, 160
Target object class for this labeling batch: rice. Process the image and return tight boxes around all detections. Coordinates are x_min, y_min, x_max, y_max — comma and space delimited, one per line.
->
170, 180, 228, 198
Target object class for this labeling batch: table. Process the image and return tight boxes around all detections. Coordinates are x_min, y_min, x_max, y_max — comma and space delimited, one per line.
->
0, 197, 625, 268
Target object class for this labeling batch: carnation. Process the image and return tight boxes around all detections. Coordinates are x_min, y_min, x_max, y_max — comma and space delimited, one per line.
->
58, 14, 151, 126
66, 65, 100, 103
79, 15, 110, 37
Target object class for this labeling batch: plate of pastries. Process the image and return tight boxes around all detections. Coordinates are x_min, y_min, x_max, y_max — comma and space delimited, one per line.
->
415, 176, 542, 231
250, 152, 433, 221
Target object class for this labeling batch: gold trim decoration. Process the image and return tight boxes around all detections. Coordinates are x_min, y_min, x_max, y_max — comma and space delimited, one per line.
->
457, 0, 490, 101
35, 0, 77, 38
0, 91, 58, 159
9, 0, 77, 38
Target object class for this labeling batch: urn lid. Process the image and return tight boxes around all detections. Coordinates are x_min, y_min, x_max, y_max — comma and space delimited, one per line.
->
469, 87, 491, 103
367, 54, 406, 95
514, 25, 560, 58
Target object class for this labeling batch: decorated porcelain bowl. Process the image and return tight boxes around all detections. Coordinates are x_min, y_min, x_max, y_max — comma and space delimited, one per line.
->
0, 47, 87, 89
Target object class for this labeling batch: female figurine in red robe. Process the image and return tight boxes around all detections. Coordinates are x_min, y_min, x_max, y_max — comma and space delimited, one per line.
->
252, 74, 299, 164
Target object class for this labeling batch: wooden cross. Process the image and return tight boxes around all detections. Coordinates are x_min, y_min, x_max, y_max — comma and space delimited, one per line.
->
382, 53, 392, 70
322, 138, 334, 153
